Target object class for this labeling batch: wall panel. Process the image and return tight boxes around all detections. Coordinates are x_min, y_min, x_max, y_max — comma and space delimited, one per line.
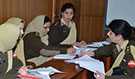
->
0, 0, 52, 24
79, 0, 106, 42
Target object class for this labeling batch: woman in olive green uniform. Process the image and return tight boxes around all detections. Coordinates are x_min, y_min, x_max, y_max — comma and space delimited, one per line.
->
86, 19, 135, 79
68, 19, 135, 79
94, 19, 135, 79
0, 20, 25, 79
48, 3, 77, 47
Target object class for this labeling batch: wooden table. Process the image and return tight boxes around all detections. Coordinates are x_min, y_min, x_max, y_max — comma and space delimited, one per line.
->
40, 59, 88, 79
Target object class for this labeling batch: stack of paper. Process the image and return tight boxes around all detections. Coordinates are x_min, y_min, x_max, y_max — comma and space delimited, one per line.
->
65, 55, 105, 74
18, 66, 63, 79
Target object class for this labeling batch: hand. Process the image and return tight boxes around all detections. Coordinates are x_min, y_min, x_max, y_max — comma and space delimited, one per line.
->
18, 66, 28, 75
26, 65, 33, 69
47, 57, 53, 61
67, 47, 76, 55
80, 50, 95, 57
73, 41, 87, 48
128, 60, 135, 68
79, 41, 87, 47
94, 71, 105, 79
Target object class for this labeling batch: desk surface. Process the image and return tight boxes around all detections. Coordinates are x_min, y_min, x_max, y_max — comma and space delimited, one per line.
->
40, 59, 88, 79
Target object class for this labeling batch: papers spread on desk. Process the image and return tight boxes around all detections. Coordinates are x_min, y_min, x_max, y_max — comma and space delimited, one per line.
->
65, 55, 105, 74
53, 54, 76, 59
73, 40, 111, 55
73, 46, 97, 55
86, 41, 111, 48
18, 66, 63, 79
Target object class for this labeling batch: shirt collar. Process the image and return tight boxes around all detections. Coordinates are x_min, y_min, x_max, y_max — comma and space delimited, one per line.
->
61, 18, 70, 26
116, 40, 129, 52
120, 40, 129, 50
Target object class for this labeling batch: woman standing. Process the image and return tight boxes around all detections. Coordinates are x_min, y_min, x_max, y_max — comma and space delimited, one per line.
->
0, 21, 25, 79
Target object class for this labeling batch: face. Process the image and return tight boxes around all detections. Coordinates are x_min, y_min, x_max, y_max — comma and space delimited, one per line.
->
18, 20, 25, 29
43, 21, 51, 33
62, 8, 74, 22
107, 30, 121, 44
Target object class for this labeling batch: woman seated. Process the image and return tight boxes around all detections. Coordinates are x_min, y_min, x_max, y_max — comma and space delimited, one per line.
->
68, 19, 135, 79
24, 15, 60, 66
47, 3, 77, 49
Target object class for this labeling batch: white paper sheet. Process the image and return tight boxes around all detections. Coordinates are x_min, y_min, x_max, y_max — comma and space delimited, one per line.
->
53, 54, 75, 59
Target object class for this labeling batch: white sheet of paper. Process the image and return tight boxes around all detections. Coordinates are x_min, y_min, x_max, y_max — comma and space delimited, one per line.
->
36, 66, 63, 75
53, 54, 75, 59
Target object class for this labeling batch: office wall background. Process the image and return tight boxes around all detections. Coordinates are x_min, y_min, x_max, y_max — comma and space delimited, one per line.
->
106, 0, 135, 27
0, 0, 52, 24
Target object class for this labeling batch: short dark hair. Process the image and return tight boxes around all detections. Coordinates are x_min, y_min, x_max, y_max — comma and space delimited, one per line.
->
61, 3, 75, 13
108, 19, 132, 40
44, 16, 51, 24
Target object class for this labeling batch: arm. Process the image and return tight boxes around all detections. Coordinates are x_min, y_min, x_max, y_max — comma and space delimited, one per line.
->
79, 44, 114, 57
23, 32, 46, 59
94, 44, 114, 56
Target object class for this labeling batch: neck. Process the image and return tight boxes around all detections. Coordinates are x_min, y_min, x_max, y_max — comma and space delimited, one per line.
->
117, 39, 126, 48
61, 18, 70, 26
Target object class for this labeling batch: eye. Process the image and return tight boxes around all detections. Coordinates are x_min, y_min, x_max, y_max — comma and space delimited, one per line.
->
21, 20, 25, 23
44, 26, 49, 29
65, 12, 69, 15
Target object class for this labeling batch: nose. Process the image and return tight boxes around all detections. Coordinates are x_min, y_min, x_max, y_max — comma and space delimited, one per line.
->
47, 28, 50, 32
45, 28, 49, 32
107, 31, 110, 36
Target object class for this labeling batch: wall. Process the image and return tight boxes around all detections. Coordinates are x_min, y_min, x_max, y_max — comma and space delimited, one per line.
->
0, 0, 52, 24
106, 0, 135, 27
79, 0, 107, 42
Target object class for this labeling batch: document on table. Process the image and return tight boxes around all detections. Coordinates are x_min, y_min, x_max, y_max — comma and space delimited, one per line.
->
65, 55, 105, 74
73, 45, 97, 55
73, 40, 111, 55
86, 41, 111, 48
53, 54, 76, 59
27, 66, 63, 79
